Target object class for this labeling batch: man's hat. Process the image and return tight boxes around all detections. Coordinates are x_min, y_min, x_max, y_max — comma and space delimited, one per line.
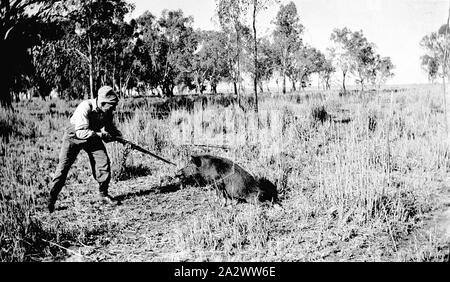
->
97, 86, 118, 105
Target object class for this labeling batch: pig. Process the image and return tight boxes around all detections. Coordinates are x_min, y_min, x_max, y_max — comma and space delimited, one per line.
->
176, 154, 279, 205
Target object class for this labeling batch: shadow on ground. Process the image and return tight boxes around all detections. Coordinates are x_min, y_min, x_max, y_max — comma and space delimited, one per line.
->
114, 164, 154, 181
114, 182, 183, 202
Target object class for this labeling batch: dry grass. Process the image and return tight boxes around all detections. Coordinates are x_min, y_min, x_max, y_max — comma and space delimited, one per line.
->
1, 85, 449, 261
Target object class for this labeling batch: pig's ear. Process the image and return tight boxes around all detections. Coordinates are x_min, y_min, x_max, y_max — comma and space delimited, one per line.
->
191, 156, 202, 167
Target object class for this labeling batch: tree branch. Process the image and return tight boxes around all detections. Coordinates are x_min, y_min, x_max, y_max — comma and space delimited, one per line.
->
73, 48, 90, 62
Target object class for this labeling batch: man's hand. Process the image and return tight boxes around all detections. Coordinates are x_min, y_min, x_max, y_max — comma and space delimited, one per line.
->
97, 131, 114, 142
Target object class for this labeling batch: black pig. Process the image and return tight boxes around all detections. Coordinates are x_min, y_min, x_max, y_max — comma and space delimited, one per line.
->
176, 155, 278, 205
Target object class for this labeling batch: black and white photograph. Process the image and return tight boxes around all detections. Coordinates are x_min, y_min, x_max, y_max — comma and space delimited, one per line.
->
1, 0, 450, 264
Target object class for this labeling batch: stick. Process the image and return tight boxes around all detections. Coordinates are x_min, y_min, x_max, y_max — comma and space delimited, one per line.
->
114, 137, 177, 166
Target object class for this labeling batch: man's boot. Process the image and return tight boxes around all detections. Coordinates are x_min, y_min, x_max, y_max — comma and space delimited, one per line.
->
98, 191, 119, 206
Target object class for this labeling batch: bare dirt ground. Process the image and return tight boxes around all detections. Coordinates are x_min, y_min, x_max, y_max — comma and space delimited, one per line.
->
37, 175, 199, 261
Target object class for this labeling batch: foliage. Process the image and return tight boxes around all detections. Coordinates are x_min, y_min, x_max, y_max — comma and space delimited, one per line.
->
31, 20, 89, 100
57, 0, 135, 98
0, 0, 404, 105
192, 30, 232, 93
317, 55, 335, 90
289, 45, 325, 91
272, 1, 303, 93
244, 37, 277, 93
157, 9, 197, 95
372, 55, 395, 89
0, 0, 61, 108
330, 27, 394, 92
216, 0, 250, 97
420, 24, 450, 83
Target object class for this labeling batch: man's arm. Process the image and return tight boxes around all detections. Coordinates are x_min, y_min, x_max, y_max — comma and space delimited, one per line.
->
70, 101, 96, 139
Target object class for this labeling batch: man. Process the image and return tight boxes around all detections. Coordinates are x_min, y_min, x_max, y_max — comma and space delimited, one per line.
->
48, 86, 122, 213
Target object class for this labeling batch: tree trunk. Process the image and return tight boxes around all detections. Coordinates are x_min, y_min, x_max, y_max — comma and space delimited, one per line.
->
282, 45, 287, 94
88, 35, 95, 99
235, 23, 241, 107
163, 83, 174, 97
342, 71, 347, 93
252, 1, 258, 113
119, 76, 122, 98
0, 84, 13, 109
112, 51, 116, 90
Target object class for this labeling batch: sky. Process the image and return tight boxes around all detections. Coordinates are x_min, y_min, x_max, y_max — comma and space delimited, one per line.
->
128, 0, 449, 86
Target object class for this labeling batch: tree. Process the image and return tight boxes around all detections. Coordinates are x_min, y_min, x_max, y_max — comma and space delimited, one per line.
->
420, 20, 450, 140
272, 1, 303, 94
288, 45, 324, 91
216, 0, 249, 102
329, 28, 354, 93
243, 0, 277, 111
29, 0, 136, 100
31, 20, 89, 100
157, 9, 197, 96
420, 24, 450, 83
372, 55, 394, 89
348, 31, 377, 91
135, 9, 197, 96
106, 19, 139, 97
134, 11, 162, 94
245, 37, 276, 93
421, 55, 439, 83
192, 30, 231, 94
330, 28, 381, 92
317, 54, 335, 90
0, 0, 60, 108
56, 0, 134, 98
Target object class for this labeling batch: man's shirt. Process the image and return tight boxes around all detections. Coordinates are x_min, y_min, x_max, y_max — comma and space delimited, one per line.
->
67, 99, 121, 139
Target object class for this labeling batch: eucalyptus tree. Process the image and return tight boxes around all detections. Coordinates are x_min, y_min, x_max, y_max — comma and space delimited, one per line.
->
243, 0, 278, 111
216, 0, 249, 99
372, 55, 394, 89
192, 30, 232, 94
348, 30, 377, 91
272, 1, 304, 94
420, 22, 450, 139
420, 24, 450, 83
133, 11, 161, 94
31, 20, 89, 100
247, 37, 276, 93
157, 9, 197, 96
330, 27, 380, 92
56, 0, 133, 98
0, 0, 61, 108
329, 28, 353, 93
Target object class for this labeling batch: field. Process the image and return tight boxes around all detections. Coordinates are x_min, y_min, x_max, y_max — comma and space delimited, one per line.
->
1, 84, 450, 262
